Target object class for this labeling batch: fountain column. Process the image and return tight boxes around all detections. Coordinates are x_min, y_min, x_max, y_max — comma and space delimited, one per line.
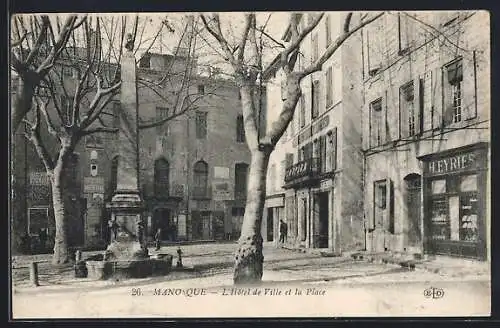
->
105, 44, 147, 260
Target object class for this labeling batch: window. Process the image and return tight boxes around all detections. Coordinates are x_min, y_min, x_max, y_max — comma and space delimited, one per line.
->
234, 163, 249, 199
299, 95, 306, 128
28, 207, 50, 235
312, 79, 320, 119
312, 33, 319, 62
325, 15, 331, 46
400, 81, 418, 137
198, 84, 205, 94
156, 106, 169, 134
326, 66, 333, 108
428, 174, 479, 243
319, 135, 327, 173
444, 59, 463, 125
195, 111, 207, 139
369, 98, 383, 147
285, 153, 294, 168
398, 13, 410, 54
154, 158, 169, 198
193, 161, 209, 198
236, 114, 245, 143
373, 179, 394, 234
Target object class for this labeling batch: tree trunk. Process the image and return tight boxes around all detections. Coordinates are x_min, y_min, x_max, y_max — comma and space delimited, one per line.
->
233, 150, 270, 285
50, 147, 72, 265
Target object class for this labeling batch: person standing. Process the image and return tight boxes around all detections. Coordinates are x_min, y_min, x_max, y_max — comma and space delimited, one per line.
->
154, 228, 162, 251
279, 219, 288, 245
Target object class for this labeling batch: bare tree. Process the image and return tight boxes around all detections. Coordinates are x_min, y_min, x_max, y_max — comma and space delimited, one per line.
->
201, 11, 383, 284
18, 14, 216, 264
10, 14, 87, 133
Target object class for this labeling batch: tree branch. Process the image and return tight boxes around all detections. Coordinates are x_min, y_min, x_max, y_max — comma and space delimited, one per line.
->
299, 12, 384, 77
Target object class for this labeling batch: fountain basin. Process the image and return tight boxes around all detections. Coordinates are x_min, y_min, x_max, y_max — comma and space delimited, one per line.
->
85, 255, 173, 280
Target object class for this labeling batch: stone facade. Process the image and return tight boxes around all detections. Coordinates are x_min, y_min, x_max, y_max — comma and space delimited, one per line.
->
10, 52, 251, 254
264, 12, 365, 254
361, 11, 490, 260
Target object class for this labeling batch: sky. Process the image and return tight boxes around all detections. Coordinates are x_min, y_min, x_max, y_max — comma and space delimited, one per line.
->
11, 12, 293, 76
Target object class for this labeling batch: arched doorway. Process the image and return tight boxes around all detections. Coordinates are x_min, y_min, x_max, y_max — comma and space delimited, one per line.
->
404, 173, 422, 249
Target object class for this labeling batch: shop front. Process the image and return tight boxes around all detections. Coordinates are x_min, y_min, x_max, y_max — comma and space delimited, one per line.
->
420, 143, 488, 260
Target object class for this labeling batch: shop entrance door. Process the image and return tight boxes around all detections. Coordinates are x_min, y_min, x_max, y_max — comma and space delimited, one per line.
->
318, 192, 329, 248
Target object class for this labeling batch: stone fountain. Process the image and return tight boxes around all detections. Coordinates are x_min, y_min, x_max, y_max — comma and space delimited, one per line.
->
85, 39, 172, 280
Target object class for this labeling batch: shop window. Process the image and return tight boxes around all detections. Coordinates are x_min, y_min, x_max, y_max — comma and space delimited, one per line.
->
460, 174, 477, 192
430, 196, 450, 240
431, 179, 446, 194
428, 173, 480, 243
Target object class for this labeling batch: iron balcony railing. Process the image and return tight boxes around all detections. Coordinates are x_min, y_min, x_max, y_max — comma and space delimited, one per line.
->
284, 157, 320, 183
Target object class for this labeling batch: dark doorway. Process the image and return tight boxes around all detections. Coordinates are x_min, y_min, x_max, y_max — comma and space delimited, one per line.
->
318, 192, 329, 248
405, 174, 422, 248
191, 211, 211, 240
153, 208, 171, 240
267, 208, 274, 241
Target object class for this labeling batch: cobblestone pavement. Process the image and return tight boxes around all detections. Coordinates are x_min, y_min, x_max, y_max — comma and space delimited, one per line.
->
11, 242, 490, 290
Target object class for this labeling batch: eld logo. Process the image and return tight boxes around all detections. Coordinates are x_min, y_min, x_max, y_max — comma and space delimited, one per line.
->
424, 287, 445, 299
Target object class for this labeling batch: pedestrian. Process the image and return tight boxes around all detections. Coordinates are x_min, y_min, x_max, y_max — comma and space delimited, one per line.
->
108, 218, 118, 243
279, 220, 287, 245
154, 228, 162, 251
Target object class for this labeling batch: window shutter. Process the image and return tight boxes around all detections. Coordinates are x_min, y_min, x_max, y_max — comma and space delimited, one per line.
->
432, 68, 443, 129
399, 86, 409, 139
382, 93, 388, 143
362, 103, 370, 150
387, 178, 395, 234
330, 127, 337, 171
422, 71, 433, 131
463, 54, 478, 120
414, 78, 422, 135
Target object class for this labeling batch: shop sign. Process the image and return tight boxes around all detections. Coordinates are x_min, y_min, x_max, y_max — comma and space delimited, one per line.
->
320, 179, 332, 189
425, 150, 481, 176
265, 196, 284, 208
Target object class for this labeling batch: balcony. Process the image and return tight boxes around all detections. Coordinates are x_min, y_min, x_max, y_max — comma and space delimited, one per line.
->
284, 158, 321, 187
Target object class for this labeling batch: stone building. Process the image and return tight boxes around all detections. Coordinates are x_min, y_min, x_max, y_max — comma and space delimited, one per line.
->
360, 11, 490, 260
10, 50, 252, 254
263, 12, 365, 253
